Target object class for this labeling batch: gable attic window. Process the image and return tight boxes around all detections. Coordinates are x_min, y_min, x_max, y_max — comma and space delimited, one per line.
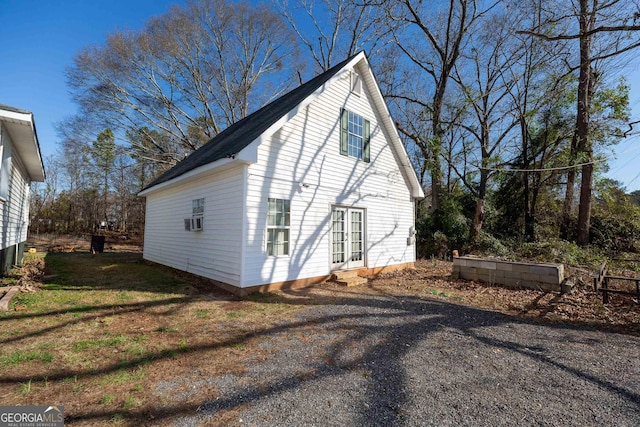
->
340, 109, 370, 162
191, 198, 204, 231
267, 198, 290, 256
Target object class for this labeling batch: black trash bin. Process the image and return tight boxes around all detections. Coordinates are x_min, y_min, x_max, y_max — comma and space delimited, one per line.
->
91, 235, 106, 253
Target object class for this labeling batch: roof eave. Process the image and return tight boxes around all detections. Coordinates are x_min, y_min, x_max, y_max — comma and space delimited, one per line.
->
138, 142, 258, 197
0, 108, 45, 182
355, 56, 424, 200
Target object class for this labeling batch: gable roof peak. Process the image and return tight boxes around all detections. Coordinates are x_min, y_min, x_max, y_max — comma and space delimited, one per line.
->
143, 52, 364, 192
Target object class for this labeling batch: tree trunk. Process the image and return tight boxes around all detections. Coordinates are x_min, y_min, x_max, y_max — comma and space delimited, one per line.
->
471, 198, 485, 243
577, 162, 593, 245
560, 132, 578, 240
431, 165, 442, 212
470, 168, 488, 244
430, 110, 444, 212
576, 0, 592, 246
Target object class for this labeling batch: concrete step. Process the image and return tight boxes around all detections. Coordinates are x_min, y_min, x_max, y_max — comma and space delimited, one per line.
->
331, 269, 361, 281
334, 276, 369, 287
331, 269, 368, 287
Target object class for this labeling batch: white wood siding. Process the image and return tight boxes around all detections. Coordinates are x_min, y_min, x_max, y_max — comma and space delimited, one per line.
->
143, 166, 245, 285
0, 125, 31, 250
243, 70, 415, 287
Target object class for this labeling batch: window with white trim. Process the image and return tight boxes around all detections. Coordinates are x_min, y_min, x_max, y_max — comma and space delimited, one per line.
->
191, 198, 204, 231
267, 198, 290, 256
339, 109, 370, 162
347, 111, 364, 159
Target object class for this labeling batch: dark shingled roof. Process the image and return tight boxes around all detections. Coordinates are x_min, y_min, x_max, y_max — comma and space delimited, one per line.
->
144, 53, 360, 191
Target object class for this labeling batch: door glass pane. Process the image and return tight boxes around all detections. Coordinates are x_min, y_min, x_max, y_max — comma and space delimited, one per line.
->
351, 211, 363, 261
332, 209, 345, 263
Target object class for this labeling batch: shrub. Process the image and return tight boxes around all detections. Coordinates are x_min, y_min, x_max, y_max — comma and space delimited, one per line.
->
475, 232, 510, 258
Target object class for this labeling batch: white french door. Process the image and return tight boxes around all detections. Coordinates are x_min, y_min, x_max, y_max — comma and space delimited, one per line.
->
331, 206, 365, 270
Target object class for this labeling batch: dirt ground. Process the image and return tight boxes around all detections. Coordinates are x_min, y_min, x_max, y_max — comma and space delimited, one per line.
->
28, 232, 143, 253
1, 238, 639, 425
19, 234, 640, 334
368, 259, 640, 335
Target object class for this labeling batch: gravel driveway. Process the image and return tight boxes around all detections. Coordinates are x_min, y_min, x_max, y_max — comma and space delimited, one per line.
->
170, 289, 640, 426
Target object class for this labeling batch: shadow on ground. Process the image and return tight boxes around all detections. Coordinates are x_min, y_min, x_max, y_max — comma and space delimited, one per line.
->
2, 252, 639, 426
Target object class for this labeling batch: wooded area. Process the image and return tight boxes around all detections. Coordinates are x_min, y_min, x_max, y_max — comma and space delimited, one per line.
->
30, 0, 640, 261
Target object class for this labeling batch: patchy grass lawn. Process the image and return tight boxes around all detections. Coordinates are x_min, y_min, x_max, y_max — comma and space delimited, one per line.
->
0, 251, 302, 426
1, 251, 638, 426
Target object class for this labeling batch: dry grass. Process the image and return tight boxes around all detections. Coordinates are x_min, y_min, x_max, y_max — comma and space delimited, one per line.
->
367, 259, 640, 335
1, 242, 639, 425
0, 248, 303, 426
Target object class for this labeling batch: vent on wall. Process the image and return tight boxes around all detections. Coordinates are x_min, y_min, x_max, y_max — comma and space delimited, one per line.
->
351, 71, 362, 95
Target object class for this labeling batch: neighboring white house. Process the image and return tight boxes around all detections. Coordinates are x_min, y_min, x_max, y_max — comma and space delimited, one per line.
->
139, 52, 424, 295
0, 104, 45, 274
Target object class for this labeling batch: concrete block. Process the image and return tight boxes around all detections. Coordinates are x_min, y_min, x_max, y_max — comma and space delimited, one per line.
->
454, 258, 467, 267
504, 271, 522, 279
560, 279, 574, 294
453, 264, 461, 273
495, 277, 509, 286
513, 264, 533, 273
476, 268, 493, 276
477, 273, 493, 283
521, 273, 542, 282
494, 270, 505, 278
538, 274, 561, 284
530, 266, 554, 276
496, 262, 513, 272
479, 261, 497, 270
465, 259, 482, 269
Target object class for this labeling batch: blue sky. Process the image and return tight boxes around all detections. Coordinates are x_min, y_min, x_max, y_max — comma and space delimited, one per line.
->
1, 0, 639, 191
1, 0, 180, 154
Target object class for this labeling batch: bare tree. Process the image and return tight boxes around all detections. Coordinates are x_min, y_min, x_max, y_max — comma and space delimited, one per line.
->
67, 0, 299, 168
386, 0, 500, 211
519, 0, 640, 245
278, 0, 388, 72
450, 10, 522, 242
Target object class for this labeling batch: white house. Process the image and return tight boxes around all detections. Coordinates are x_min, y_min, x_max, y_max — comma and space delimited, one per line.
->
0, 104, 45, 274
139, 52, 424, 295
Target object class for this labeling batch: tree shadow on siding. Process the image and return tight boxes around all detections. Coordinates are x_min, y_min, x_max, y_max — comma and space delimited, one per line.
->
251, 88, 412, 289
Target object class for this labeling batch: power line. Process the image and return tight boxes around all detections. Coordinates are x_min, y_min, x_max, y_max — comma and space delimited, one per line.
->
626, 169, 640, 188
480, 159, 603, 173
609, 148, 640, 174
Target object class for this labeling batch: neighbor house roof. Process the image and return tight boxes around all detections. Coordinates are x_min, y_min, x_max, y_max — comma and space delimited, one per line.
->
0, 104, 45, 182
143, 54, 359, 191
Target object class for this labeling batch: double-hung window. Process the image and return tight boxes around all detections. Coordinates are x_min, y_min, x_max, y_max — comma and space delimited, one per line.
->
267, 198, 290, 256
340, 109, 370, 162
191, 198, 204, 231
